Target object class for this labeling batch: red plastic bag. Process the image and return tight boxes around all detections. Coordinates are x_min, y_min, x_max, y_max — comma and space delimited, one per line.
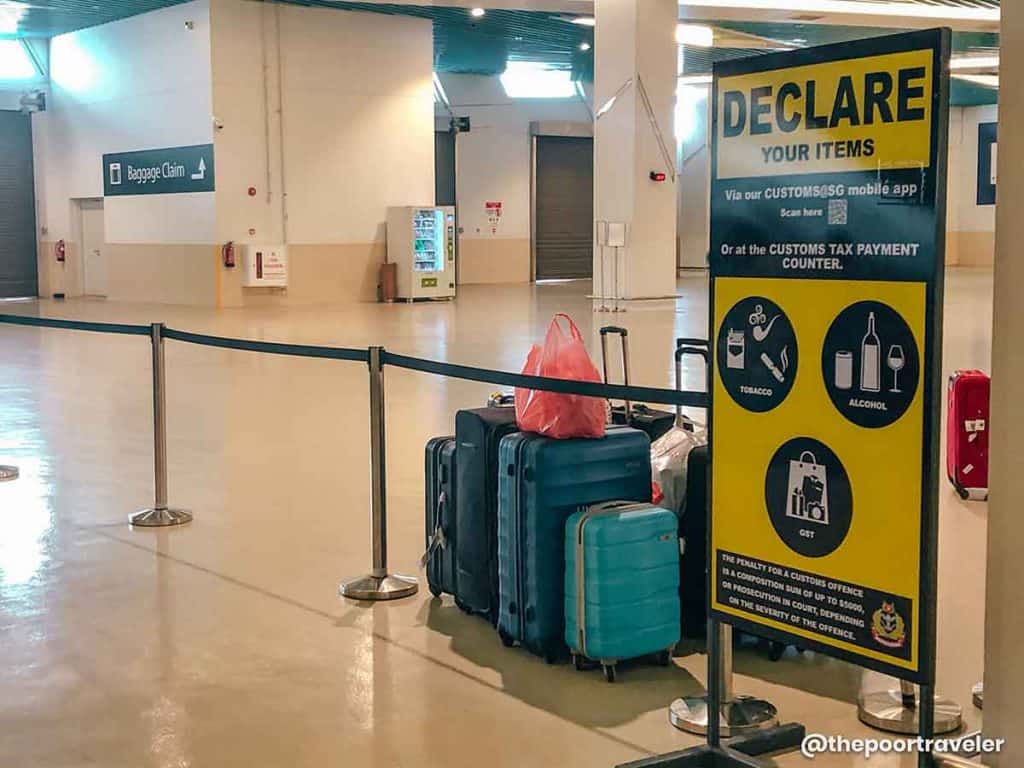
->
515, 314, 607, 439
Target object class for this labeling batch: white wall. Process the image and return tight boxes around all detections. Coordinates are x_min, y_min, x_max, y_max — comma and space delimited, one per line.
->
33, 1, 215, 245
212, 0, 434, 246
947, 104, 998, 266
676, 83, 710, 269
439, 73, 591, 284
210, 0, 434, 305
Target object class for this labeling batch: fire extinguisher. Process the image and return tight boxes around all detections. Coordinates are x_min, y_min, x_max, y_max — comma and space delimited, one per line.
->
222, 241, 235, 268
55, 239, 66, 263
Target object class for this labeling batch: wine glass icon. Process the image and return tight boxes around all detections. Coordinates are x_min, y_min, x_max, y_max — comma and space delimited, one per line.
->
888, 345, 905, 393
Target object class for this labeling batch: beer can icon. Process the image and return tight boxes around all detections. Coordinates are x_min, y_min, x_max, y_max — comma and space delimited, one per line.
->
835, 351, 853, 390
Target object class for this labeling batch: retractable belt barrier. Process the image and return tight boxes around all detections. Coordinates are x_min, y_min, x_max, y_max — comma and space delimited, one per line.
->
0, 312, 709, 598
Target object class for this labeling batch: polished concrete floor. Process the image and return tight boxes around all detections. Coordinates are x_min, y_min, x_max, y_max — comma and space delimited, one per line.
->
0, 269, 992, 767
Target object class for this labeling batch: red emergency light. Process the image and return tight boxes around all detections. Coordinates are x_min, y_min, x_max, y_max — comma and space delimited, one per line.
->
649, 171, 667, 182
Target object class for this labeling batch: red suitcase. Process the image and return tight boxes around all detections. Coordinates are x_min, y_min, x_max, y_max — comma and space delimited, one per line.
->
946, 370, 990, 500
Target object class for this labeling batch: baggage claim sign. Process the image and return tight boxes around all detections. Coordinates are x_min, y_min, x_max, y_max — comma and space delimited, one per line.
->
708, 30, 949, 682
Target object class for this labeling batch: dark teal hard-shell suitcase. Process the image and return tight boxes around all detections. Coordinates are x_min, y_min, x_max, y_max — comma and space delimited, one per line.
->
496, 426, 651, 662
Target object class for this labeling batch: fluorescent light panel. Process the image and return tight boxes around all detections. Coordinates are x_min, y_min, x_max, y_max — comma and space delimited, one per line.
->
677, 24, 713, 47
500, 61, 576, 99
0, 39, 36, 79
950, 55, 999, 71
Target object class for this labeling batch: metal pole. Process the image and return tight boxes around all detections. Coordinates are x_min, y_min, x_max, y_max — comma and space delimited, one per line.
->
670, 622, 779, 738
131, 323, 192, 528
339, 346, 418, 601
858, 676, 962, 736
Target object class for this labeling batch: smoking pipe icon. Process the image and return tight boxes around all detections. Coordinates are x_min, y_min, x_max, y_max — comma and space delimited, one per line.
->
748, 304, 780, 342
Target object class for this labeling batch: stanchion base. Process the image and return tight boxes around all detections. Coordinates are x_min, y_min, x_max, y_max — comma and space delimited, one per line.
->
670, 695, 779, 737
857, 689, 963, 735
972, 682, 983, 710
339, 574, 418, 601
130, 507, 193, 528
0, 465, 19, 482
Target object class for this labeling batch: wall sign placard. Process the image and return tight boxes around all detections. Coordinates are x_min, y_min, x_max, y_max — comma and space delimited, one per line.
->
709, 29, 950, 683
103, 144, 215, 196
977, 122, 997, 206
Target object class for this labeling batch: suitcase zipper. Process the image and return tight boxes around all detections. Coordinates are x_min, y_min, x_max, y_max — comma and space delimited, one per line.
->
515, 438, 527, 641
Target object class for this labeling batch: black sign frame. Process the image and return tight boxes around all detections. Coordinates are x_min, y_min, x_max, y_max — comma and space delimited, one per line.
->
707, 28, 951, 686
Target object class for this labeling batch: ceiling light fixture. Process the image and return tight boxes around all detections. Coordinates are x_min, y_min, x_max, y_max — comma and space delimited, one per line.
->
678, 74, 713, 86
950, 55, 999, 71
571, 16, 596, 27
470, 7, 485, 18
676, 24, 714, 48
677, 0, 998, 23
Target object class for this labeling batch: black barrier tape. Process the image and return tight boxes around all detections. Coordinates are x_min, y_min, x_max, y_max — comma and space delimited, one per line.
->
383, 352, 709, 409
0, 314, 710, 407
0, 313, 150, 336
161, 327, 369, 363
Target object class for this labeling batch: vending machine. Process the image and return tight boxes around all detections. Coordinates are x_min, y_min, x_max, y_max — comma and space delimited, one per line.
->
386, 206, 457, 301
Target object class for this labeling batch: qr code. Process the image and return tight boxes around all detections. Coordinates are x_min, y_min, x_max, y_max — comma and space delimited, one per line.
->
828, 199, 848, 226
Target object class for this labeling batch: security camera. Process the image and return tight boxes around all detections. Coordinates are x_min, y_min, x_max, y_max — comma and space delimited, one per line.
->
19, 91, 46, 114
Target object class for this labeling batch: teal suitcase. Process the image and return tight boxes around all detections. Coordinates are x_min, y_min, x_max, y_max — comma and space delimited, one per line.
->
565, 501, 681, 682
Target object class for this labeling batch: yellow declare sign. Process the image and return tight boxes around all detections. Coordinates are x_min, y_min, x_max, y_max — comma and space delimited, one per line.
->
716, 49, 933, 179
709, 30, 948, 683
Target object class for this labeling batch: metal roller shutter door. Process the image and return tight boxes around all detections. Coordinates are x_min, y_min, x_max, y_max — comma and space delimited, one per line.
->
535, 136, 593, 280
0, 111, 37, 299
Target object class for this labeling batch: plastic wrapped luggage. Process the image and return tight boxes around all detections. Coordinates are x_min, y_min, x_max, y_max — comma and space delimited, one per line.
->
424, 436, 458, 598
496, 426, 652, 662
565, 501, 680, 682
947, 370, 990, 501
454, 407, 519, 623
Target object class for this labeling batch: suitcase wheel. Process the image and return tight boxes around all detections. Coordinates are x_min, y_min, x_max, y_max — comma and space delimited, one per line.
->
428, 583, 443, 599
956, 486, 970, 501
573, 654, 585, 671
498, 627, 516, 648
543, 652, 559, 665
768, 642, 786, 662
603, 664, 617, 684
656, 650, 672, 667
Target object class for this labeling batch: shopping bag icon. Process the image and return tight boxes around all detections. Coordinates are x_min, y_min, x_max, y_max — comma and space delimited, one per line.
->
786, 451, 830, 526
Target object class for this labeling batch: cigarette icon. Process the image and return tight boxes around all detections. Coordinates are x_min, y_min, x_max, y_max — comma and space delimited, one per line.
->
761, 352, 785, 383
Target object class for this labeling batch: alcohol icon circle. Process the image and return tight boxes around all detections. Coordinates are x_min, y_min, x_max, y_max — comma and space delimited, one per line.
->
821, 301, 919, 428
717, 296, 798, 413
765, 437, 853, 558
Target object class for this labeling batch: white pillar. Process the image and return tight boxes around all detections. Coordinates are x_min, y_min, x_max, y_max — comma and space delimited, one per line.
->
984, 3, 1024, 764
593, 0, 678, 300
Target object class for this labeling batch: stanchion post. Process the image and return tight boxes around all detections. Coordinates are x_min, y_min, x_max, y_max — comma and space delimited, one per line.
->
339, 346, 418, 601
131, 323, 192, 528
670, 622, 779, 738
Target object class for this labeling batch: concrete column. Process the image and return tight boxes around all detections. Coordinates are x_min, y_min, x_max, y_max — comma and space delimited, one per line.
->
593, 0, 678, 299
984, 3, 1023, 765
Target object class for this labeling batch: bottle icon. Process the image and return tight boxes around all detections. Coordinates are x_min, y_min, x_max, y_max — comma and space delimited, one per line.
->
835, 350, 853, 390
860, 312, 881, 393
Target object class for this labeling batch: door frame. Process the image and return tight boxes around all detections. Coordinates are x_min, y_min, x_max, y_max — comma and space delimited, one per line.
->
73, 197, 105, 297
529, 121, 594, 282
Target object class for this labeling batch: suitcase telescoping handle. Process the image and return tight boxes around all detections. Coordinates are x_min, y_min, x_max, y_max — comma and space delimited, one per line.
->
599, 326, 632, 417
675, 339, 710, 418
